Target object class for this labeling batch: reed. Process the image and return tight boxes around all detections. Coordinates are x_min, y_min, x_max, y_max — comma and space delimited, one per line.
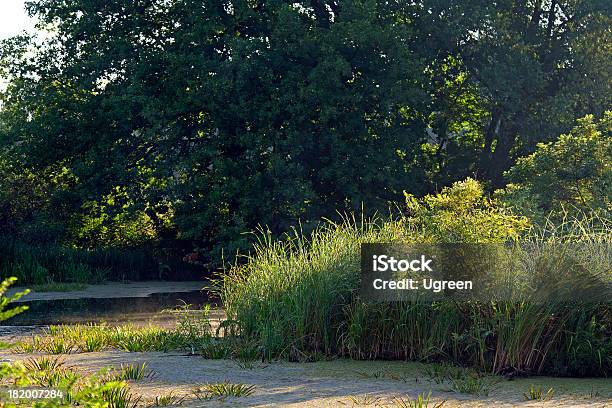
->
222, 214, 611, 376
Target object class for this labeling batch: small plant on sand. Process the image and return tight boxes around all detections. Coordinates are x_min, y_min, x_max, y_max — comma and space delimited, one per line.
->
422, 363, 461, 384
153, 391, 186, 406
12, 339, 36, 353
447, 371, 499, 396
235, 358, 257, 370
523, 384, 554, 401
28, 364, 80, 388
23, 355, 66, 372
101, 382, 142, 408
353, 370, 409, 382
422, 363, 496, 395
233, 339, 263, 369
586, 386, 600, 398
112, 362, 154, 381
345, 394, 382, 405
82, 332, 107, 352
392, 392, 446, 408
193, 381, 255, 400
44, 338, 76, 354
195, 337, 234, 359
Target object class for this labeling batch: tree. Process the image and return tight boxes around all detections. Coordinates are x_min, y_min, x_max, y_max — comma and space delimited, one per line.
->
412, 0, 612, 186
1, 1, 610, 262
500, 112, 611, 219
0, 1, 430, 259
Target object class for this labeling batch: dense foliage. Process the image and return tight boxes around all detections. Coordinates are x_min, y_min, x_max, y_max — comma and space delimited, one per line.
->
0, 1, 610, 269
500, 112, 611, 220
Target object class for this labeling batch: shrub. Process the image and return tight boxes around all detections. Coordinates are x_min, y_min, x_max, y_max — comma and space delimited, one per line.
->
404, 177, 530, 243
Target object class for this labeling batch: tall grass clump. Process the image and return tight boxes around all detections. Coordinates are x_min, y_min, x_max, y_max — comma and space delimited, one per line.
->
222, 179, 611, 376
223, 216, 409, 359
516, 215, 611, 376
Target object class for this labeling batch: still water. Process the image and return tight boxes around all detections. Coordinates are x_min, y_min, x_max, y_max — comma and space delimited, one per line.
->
5, 290, 214, 326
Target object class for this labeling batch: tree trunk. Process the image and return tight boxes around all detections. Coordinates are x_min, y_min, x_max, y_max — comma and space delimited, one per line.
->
480, 108, 501, 175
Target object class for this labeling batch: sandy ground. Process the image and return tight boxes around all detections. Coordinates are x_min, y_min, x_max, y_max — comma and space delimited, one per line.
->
7, 281, 210, 302
1, 283, 610, 407
0, 351, 610, 407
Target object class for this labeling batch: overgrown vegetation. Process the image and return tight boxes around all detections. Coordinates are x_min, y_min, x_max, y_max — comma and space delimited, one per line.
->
223, 179, 611, 376
0, 239, 160, 285
0, 0, 609, 390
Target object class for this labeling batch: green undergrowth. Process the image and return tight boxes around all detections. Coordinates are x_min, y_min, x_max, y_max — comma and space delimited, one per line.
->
30, 283, 87, 292
0, 238, 158, 285
12, 313, 257, 362
1, 357, 245, 407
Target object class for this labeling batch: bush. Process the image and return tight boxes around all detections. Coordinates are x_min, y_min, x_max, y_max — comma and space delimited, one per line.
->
403, 177, 530, 243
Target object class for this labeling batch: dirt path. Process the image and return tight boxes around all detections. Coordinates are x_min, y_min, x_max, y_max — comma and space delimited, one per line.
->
1, 351, 610, 407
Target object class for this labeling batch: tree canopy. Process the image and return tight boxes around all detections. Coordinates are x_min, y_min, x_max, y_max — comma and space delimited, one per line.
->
1, 0, 610, 262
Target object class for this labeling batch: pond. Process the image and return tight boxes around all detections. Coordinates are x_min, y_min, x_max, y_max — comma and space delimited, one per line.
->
4, 290, 216, 326
1, 281, 223, 332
